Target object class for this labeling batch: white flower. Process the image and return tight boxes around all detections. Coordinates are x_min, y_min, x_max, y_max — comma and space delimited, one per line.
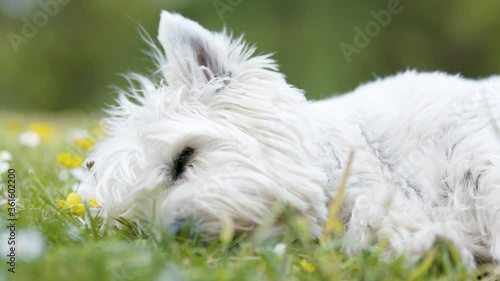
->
68, 167, 95, 201
0, 151, 11, 175
273, 243, 287, 256
0, 197, 20, 211
0, 189, 22, 212
58, 169, 69, 181
70, 167, 89, 182
71, 180, 95, 202
60, 167, 95, 200
18, 131, 41, 147
0, 229, 45, 262
0, 151, 12, 162
0, 197, 13, 205
68, 128, 90, 141
0, 162, 8, 175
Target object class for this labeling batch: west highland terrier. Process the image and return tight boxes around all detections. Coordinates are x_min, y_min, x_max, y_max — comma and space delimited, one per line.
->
84, 11, 500, 270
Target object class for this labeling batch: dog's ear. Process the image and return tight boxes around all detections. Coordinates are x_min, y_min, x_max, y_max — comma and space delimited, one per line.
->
158, 11, 230, 86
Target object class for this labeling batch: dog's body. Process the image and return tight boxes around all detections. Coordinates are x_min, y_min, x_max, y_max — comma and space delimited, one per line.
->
313, 72, 500, 268
86, 11, 500, 269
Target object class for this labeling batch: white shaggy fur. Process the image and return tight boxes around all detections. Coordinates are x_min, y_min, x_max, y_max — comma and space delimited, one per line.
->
85, 11, 500, 269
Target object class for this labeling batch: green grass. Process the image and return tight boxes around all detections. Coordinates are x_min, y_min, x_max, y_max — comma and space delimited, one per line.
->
0, 112, 494, 281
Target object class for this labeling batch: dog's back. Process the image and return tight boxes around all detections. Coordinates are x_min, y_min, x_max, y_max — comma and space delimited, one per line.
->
310, 70, 500, 265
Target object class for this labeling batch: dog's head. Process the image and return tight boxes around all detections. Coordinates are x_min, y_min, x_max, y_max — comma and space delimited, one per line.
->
86, 11, 328, 238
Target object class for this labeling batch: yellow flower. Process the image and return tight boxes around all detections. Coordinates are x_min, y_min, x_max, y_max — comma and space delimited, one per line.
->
57, 152, 84, 169
28, 122, 54, 140
66, 193, 81, 205
1, 198, 21, 212
70, 204, 86, 217
74, 138, 97, 150
88, 198, 100, 208
299, 259, 316, 273
56, 192, 86, 217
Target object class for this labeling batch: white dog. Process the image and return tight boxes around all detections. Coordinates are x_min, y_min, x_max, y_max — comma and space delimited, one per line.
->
85, 11, 500, 269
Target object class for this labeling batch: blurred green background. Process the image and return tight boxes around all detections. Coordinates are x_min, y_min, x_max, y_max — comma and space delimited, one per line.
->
1, 0, 499, 112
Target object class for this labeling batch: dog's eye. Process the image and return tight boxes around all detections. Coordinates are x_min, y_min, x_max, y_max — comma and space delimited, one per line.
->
172, 147, 195, 181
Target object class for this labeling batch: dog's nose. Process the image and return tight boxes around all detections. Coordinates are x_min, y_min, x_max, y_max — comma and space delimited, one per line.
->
166, 217, 187, 237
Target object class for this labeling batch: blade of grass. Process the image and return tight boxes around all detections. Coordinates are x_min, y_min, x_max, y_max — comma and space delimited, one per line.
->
322, 151, 354, 243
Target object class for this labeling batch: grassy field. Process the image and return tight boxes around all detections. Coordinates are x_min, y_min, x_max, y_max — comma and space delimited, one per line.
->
0, 112, 495, 281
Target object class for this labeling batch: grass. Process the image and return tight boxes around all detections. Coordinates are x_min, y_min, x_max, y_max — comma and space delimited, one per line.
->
0, 112, 494, 281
